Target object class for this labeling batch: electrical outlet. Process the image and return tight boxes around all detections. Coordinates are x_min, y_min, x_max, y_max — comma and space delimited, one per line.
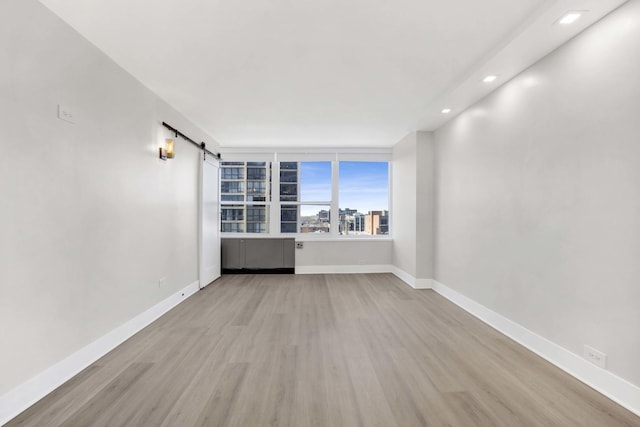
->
57, 104, 75, 123
296, 242, 304, 249
584, 345, 607, 368
158, 277, 166, 289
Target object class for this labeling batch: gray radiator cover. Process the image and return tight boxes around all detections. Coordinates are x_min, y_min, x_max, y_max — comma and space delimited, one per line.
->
221, 238, 295, 270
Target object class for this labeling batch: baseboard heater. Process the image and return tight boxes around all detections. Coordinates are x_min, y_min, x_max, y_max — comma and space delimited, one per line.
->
221, 238, 295, 274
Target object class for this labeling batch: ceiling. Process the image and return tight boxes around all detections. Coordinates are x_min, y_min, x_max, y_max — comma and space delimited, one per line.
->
40, 0, 627, 148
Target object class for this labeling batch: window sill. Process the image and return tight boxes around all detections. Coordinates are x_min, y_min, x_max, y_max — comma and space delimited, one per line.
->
294, 235, 391, 242
220, 233, 392, 242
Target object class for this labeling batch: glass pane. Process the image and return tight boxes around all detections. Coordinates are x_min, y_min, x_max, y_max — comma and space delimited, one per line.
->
281, 205, 298, 222
221, 161, 272, 203
247, 168, 266, 180
280, 183, 298, 201
246, 205, 267, 221
221, 195, 244, 202
300, 162, 331, 202
280, 204, 298, 233
280, 205, 331, 233
247, 181, 266, 196
221, 222, 244, 233
221, 205, 244, 221
300, 205, 330, 234
280, 162, 297, 170
246, 223, 267, 233
220, 204, 269, 233
278, 162, 330, 202
221, 167, 244, 180
281, 223, 297, 233
339, 162, 389, 236
280, 170, 297, 183
246, 204, 268, 233
221, 181, 244, 194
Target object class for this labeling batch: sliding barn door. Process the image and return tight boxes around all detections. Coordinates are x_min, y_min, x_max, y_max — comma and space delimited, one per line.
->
199, 153, 220, 289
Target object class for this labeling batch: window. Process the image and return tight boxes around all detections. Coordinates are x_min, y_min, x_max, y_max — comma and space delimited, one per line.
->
221, 167, 244, 180
339, 162, 389, 235
246, 205, 268, 233
279, 184, 297, 201
247, 168, 266, 180
221, 181, 244, 194
246, 223, 267, 233
220, 155, 390, 237
300, 162, 331, 201
278, 162, 332, 233
280, 170, 297, 182
299, 205, 331, 234
220, 162, 271, 233
247, 181, 266, 196
246, 205, 267, 222
221, 206, 244, 221
280, 206, 298, 222
280, 162, 297, 170
279, 162, 298, 203
280, 204, 298, 234
222, 222, 244, 233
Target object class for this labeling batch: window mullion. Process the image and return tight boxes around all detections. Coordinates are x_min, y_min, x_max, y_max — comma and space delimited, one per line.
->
330, 160, 339, 237
270, 159, 280, 235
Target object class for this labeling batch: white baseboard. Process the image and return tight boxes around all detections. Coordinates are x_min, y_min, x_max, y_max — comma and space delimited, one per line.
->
414, 278, 434, 289
390, 266, 433, 289
295, 264, 393, 274
294, 264, 434, 290
0, 280, 200, 426
432, 280, 640, 417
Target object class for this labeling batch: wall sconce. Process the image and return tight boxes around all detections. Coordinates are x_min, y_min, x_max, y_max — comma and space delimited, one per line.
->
165, 138, 175, 158
159, 122, 220, 162
159, 138, 175, 160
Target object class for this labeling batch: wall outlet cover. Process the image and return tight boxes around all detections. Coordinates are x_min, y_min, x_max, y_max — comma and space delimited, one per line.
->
584, 345, 607, 369
296, 242, 304, 249
57, 104, 75, 123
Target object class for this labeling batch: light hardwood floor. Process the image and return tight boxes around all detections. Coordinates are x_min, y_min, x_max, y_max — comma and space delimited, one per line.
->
7, 273, 640, 426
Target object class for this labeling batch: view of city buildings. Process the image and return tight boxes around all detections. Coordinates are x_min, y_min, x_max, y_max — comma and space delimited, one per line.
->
279, 162, 299, 233
301, 208, 388, 235
220, 161, 388, 235
220, 162, 273, 233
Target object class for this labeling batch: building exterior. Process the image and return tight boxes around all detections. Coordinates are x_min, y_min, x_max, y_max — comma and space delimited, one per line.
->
220, 161, 300, 233
220, 162, 272, 233
339, 208, 365, 235
364, 210, 389, 235
318, 209, 330, 222
279, 162, 299, 233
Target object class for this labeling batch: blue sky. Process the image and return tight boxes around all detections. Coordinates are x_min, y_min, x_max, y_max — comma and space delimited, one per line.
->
299, 162, 388, 216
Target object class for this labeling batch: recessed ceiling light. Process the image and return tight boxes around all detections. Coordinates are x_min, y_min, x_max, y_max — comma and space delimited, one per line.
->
441, 108, 452, 114
483, 75, 498, 83
558, 12, 582, 25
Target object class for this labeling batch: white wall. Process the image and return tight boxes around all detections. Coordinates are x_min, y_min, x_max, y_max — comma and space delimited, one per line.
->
415, 132, 435, 281
392, 133, 418, 277
295, 240, 392, 273
434, 0, 640, 387
0, 0, 218, 396
392, 131, 435, 286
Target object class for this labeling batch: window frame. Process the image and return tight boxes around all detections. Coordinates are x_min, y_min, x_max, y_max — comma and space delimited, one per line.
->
219, 161, 272, 234
219, 150, 392, 239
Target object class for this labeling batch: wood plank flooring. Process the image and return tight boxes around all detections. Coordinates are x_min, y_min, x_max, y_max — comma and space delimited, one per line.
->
7, 274, 640, 426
